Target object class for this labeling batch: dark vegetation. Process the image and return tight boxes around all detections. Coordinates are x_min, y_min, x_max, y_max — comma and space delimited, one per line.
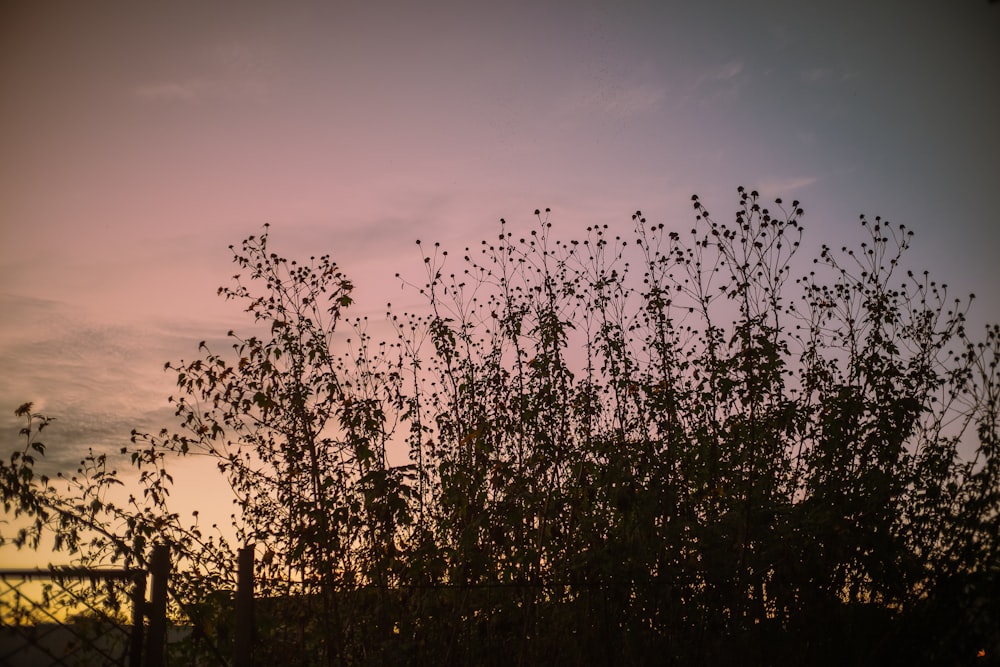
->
3, 189, 998, 665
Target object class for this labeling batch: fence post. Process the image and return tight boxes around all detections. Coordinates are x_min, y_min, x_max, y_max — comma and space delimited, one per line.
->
129, 571, 147, 667
234, 544, 255, 667
146, 544, 170, 667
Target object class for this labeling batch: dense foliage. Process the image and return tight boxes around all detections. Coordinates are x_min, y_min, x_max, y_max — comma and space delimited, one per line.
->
4, 190, 998, 665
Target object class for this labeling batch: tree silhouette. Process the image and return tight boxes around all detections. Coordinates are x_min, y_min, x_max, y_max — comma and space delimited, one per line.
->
4, 190, 998, 665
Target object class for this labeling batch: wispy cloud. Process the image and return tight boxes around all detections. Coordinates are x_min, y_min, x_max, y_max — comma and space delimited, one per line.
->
800, 67, 834, 83
679, 59, 749, 108
602, 82, 666, 117
0, 293, 216, 471
132, 40, 273, 104
552, 80, 667, 128
757, 175, 819, 194
713, 60, 744, 81
133, 80, 208, 102
133, 76, 269, 103
799, 65, 858, 84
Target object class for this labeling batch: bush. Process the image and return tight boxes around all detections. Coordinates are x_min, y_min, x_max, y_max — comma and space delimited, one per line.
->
5, 190, 998, 664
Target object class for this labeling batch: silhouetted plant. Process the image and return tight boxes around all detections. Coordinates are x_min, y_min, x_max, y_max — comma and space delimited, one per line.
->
388, 191, 998, 664
3, 191, 998, 665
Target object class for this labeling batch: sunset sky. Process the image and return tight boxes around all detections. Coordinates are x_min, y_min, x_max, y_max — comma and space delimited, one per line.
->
2, 1, 999, 565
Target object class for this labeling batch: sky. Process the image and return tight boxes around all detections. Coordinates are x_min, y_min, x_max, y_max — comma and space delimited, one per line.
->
1, 0, 999, 565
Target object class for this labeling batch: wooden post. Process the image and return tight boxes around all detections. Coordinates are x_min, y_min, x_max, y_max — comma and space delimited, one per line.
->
129, 570, 146, 667
146, 544, 170, 667
234, 544, 255, 667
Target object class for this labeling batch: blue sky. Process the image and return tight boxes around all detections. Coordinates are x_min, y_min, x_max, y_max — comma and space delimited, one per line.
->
1, 0, 998, 564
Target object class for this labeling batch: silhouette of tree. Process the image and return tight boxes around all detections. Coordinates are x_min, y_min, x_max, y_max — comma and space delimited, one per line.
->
4, 190, 998, 665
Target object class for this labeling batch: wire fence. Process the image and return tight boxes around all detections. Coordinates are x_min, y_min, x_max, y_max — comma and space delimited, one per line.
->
0, 567, 145, 667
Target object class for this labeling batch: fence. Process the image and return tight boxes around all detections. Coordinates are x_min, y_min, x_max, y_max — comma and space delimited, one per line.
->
3, 545, 664, 666
0, 545, 169, 667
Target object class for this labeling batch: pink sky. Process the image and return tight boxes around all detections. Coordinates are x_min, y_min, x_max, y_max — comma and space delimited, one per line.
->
2, 1, 999, 565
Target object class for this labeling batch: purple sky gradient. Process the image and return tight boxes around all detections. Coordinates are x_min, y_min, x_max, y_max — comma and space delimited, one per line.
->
2, 0, 998, 565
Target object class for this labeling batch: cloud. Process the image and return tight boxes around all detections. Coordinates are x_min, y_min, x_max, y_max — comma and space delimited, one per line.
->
133, 77, 268, 104
713, 60, 744, 81
594, 82, 666, 118
679, 59, 749, 108
757, 175, 819, 194
132, 40, 273, 104
133, 81, 205, 102
133, 80, 206, 102
553, 80, 667, 126
0, 293, 214, 472
799, 65, 858, 84
800, 67, 833, 83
